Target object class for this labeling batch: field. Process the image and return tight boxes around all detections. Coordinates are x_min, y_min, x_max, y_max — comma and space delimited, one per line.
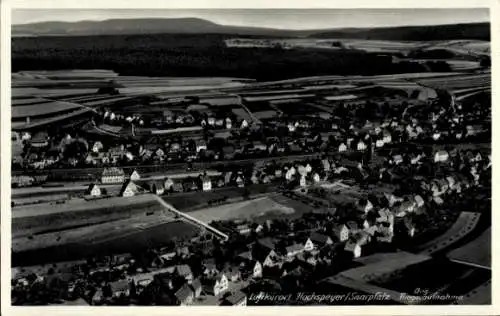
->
12, 219, 200, 267
12, 213, 175, 252
12, 194, 166, 238
186, 196, 294, 223
416, 212, 481, 255
447, 228, 491, 268
12, 100, 84, 118
225, 37, 490, 58
414, 73, 490, 91
458, 280, 492, 305
340, 251, 432, 283
374, 258, 476, 297
163, 184, 278, 211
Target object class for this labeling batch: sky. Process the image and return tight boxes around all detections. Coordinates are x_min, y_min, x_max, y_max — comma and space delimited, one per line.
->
12, 8, 489, 30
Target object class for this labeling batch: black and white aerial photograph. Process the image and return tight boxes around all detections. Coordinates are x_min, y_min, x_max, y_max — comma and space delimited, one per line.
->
7, 7, 492, 307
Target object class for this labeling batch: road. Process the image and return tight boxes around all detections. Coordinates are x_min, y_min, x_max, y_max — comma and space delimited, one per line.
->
152, 195, 229, 241
12, 153, 324, 179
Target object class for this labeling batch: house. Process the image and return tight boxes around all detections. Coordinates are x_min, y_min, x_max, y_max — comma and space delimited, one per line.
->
201, 175, 212, 191
446, 176, 457, 191
375, 139, 385, 148
109, 280, 131, 298
148, 181, 165, 195
346, 221, 360, 232
215, 118, 224, 127
176, 246, 191, 259
236, 175, 245, 188
175, 264, 193, 282
190, 278, 202, 298
240, 245, 280, 268
253, 142, 267, 151
297, 252, 319, 267
92, 141, 104, 153
404, 218, 416, 237
86, 183, 102, 197
255, 224, 264, 234
236, 224, 252, 235
130, 169, 141, 181
308, 233, 333, 249
322, 159, 331, 172
30, 132, 49, 148
257, 237, 277, 250
207, 117, 216, 126
172, 182, 184, 193
332, 224, 350, 242
203, 273, 229, 296
357, 140, 367, 151
285, 243, 305, 258
338, 143, 347, 153
344, 241, 362, 258
410, 154, 423, 165
250, 173, 259, 184
241, 119, 249, 129
299, 175, 307, 187
414, 195, 425, 208
383, 131, 392, 144
285, 169, 295, 181
158, 252, 177, 265
174, 283, 194, 306
221, 291, 247, 306
392, 155, 404, 165
357, 199, 373, 214
303, 238, 315, 252
433, 196, 444, 205
101, 167, 125, 184
437, 178, 449, 193
434, 151, 449, 163
154, 148, 165, 159
313, 173, 321, 183
164, 178, 174, 191
224, 266, 241, 282
196, 140, 207, 153
377, 208, 395, 226
119, 180, 139, 197
223, 146, 236, 159
384, 193, 403, 207
246, 260, 263, 278
91, 289, 104, 305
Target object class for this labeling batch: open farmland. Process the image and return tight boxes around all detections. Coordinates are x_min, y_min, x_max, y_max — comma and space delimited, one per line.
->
416, 212, 481, 255
457, 281, 492, 305
414, 73, 490, 91
185, 196, 295, 223
12, 100, 85, 118
447, 228, 491, 269
12, 213, 176, 252
275, 102, 319, 116
11, 108, 93, 131
12, 194, 167, 238
341, 252, 432, 282
12, 218, 199, 267
373, 258, 477, 299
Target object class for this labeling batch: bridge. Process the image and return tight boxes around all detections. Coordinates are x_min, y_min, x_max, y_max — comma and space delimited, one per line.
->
152, 195, 229, 241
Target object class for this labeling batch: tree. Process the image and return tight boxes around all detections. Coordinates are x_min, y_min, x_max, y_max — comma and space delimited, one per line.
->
480, 56, 491, 68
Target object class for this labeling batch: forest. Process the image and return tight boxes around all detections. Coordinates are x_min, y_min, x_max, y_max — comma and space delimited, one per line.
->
13, 34, 447, 81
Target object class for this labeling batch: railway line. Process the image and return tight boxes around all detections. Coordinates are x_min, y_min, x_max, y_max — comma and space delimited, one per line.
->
12, 153, 324, 180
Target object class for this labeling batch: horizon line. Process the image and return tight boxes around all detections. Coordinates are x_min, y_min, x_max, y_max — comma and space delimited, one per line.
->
12, 17, 490, 31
